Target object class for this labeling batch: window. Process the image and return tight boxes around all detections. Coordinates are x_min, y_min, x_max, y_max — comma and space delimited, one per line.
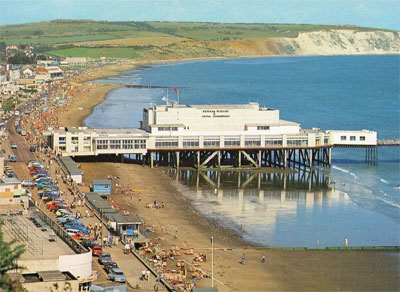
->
340, 136, 347, 141
155, 140, 178, 148
257, 126, 270, 130
84, 136, 91, 144
59, 136, 66, 144
140, 140, 146, 149
287, 139, 308, 146
123, 140, 133, 149
204, 139, 220, 147
224, 137, 240, 147
71, 136, 78, 144
183, 139, 199, 147
245, 139, 261, 146
265, 139, 282, 146
350, 136, 356, 141
158, 127, 170, 131
171, 127, 178, 131
96, 140, 108, 150
110, 140, 121, 149
324, 137, 330, 145
360, 136, 366, 141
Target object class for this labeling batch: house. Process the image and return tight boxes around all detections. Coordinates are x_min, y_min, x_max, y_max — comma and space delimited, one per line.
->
93, 179, 112, 194
65, 57, 87, 66
35, 66, 64, 82
22, 66, 34, 78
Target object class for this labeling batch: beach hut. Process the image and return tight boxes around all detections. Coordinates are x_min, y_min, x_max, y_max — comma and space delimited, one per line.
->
93, 179, 112, 194
106, 213, 142, 239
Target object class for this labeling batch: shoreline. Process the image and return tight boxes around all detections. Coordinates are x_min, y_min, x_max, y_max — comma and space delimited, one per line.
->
54, 57, 399, 291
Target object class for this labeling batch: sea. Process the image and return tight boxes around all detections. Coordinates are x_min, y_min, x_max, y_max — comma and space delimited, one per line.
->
87, 55, 400, 248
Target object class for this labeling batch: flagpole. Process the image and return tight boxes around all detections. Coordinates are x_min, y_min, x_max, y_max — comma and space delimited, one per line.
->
211, 236, 214, 287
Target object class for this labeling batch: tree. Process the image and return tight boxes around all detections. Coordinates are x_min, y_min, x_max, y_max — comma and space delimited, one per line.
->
0, 218, 26, 292
0, 42, 6, 52
7, 53, 34, 65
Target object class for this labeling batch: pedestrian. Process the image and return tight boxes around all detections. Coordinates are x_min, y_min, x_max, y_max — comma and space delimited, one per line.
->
241, 253, 245, 265
345, 237, 349, 248
175, 230, 178, 239
146, 270, 150, 282
261, 256, 265, 263
85, 209, 89, 218
141, 270, 146, 281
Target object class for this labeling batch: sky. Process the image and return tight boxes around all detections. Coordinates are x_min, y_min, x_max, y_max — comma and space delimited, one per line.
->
0, 0, 399, 30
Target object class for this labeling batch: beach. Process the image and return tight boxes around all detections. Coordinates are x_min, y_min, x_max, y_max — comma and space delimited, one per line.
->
53, 61, 399, 291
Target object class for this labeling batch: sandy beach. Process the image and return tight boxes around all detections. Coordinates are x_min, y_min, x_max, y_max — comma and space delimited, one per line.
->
53, 62, 399, 291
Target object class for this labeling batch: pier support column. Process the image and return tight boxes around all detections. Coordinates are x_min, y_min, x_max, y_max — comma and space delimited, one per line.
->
238, 151, 241, 167
328, 147, 332, 166
309, 149, 313, 168
176, 151, 180, 168
197, 151, 200, 168
283, 150, 287, 168
218, 151, 221, 167
150, 152, 154, 168
258, 150, 262, 168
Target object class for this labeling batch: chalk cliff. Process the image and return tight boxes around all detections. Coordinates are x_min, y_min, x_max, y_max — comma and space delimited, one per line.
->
158, 30, 400, 60
275, 30, 400, 55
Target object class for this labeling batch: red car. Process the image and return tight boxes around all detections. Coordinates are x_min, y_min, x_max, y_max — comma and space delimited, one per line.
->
92, 245, 103, 256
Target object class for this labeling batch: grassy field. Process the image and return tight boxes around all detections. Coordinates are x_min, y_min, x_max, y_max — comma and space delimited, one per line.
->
1, 20, 386, 45
70, 36, 188, 47
46, 47, 140, 59
1, 20, 393, 59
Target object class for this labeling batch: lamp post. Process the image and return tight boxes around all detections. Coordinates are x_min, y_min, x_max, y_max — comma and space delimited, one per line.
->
211, 236, 214, 287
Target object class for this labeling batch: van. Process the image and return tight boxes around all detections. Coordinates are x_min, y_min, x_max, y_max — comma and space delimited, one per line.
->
66, 229, 81, 236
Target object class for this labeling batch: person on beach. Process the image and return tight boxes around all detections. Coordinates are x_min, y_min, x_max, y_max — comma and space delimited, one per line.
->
261, 256, 265, 263
241, 253, 245, 265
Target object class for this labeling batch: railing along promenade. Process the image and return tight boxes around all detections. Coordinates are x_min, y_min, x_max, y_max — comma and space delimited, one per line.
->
377, 139, 400, 146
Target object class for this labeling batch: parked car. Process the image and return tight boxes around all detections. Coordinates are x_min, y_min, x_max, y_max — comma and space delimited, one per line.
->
21, 180, 35, 188
56, 209, 72, 217
92, 245, 103, 256
57, 215, 76, 223
66, 228, 82, 236
46, 200, 65, 208
98, 252, 112, 265
9, 156, 16, 162
28, 162, 44, 168
38, 190, 58, 198
104, 261, 118, 273
33, 173, 50, 180
30, 145, 36, 152
40, 185, 59, 191
108, 268, 126, 283
21, 130, 27, 136
11, 143, 17, 149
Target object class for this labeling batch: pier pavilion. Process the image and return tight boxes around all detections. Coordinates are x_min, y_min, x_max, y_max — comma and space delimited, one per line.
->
44, 102, 377, 169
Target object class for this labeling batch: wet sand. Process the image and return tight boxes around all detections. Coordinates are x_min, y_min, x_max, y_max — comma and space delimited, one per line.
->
54, 63, 399, 291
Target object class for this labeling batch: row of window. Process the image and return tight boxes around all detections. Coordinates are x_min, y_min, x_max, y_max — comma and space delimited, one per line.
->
96, 139, 146, 150
158, 127, 178, 131
340, 136, 366, 141
257, 126, 270, 130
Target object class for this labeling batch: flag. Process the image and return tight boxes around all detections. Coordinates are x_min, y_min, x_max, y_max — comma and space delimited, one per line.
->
174, 87, 179, 94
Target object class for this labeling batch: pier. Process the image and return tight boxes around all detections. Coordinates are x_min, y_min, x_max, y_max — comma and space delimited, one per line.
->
45, 102, 380, 170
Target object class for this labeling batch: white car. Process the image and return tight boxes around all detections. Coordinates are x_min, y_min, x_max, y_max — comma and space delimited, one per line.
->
21, 180, 35, 188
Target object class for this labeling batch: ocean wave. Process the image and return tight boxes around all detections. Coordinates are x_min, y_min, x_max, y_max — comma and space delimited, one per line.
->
380, 178, 389, 184
375, 195, 400, 209
332, 165, 358, 180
